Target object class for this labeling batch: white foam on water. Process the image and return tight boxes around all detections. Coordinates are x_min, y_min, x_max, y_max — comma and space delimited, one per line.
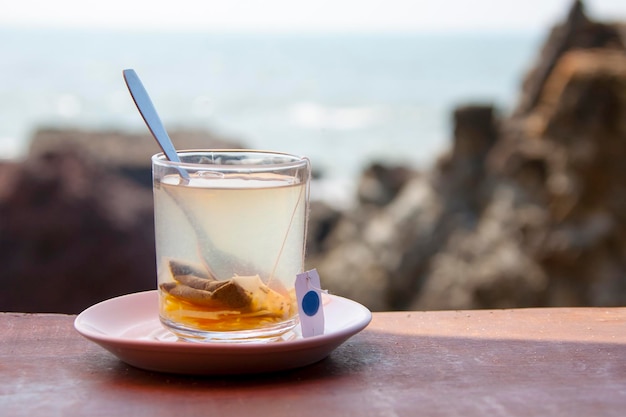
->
289, 101, 386, 131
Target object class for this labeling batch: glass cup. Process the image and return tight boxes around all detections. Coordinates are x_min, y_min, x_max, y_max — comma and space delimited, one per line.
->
152, 150, 311, 342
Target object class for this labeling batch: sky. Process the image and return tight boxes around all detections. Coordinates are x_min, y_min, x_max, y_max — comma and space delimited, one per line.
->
2, 0, 626, 33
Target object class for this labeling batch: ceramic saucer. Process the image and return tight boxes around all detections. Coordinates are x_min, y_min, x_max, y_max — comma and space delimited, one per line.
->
74, 290, 371, 375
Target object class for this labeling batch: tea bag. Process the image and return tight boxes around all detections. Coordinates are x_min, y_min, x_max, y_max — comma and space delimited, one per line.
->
295, 269, 325, 337
160, 259, 253, 309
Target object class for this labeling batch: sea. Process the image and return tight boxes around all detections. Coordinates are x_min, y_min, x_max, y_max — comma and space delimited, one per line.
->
0, 27, 542, 205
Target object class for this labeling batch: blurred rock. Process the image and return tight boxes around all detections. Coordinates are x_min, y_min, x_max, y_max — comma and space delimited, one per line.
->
356, 162, 415, 207
414, 46, 626, 310
0, 149, 155, 313
306, 200, 343, 257
310, 171, 438, 310
29, 127, 244, 188
311, 103, 500, 310
515, 0, 624, 116
314, 0, 626, 311
436, 104, 498, 215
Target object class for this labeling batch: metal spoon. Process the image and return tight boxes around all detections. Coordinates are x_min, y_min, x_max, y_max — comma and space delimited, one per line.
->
123, 69, 189, 180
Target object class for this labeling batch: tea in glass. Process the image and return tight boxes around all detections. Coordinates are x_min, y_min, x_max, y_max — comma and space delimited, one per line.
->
152, 150, 310, 342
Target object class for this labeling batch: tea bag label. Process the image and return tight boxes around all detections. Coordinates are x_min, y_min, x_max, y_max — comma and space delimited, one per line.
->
295, 269, 325, 338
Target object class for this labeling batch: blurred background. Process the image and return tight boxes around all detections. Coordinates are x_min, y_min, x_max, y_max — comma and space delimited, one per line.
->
1, 0, 626, 313
3, 0, 625, 201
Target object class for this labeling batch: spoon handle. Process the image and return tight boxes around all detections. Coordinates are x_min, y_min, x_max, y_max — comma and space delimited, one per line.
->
123, 69, 181, 163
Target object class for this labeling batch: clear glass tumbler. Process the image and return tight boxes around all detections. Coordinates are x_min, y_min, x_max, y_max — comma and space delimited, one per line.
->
152, 150, 311, 342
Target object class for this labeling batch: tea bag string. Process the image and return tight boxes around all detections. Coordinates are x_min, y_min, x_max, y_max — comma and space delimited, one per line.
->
268, 158, 311, 286
302, 157, 311, 268
305, 271, 328, 294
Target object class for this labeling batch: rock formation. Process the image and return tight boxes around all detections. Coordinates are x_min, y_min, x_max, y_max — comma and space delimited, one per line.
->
0, 148, 155, 313
310, 0, 626, 311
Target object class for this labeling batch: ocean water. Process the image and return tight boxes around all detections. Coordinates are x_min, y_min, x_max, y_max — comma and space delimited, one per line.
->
0, 28, 541, 202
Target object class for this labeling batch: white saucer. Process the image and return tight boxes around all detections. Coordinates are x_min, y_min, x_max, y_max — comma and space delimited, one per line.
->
74, 290, 371, 375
